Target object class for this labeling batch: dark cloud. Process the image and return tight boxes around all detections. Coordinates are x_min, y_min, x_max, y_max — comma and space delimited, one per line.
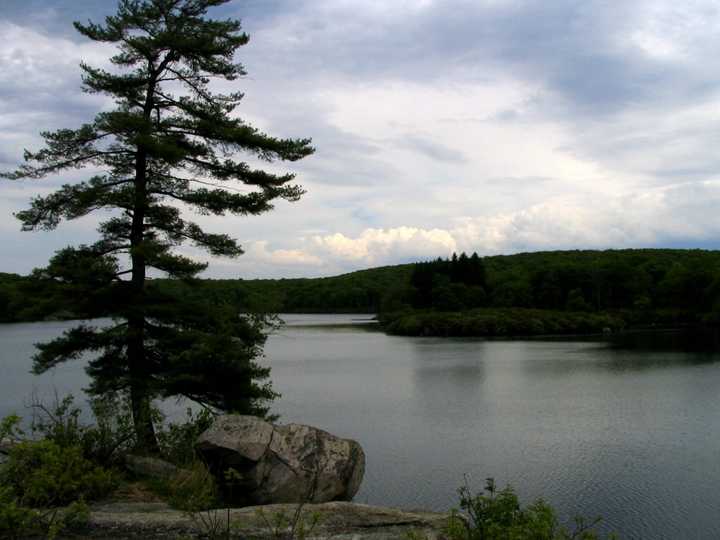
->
3, 0, 720, 277
240, 0, 720, 120
2, 0, 117, 38
6, 1, 713, 118
1, 0, 268, 38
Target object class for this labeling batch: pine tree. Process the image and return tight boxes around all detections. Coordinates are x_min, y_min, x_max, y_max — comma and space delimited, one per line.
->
1, 0, 314, 452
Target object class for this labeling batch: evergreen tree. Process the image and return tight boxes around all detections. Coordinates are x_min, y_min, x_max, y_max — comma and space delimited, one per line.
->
469, 252, 486, 289
2, 0, 314, 451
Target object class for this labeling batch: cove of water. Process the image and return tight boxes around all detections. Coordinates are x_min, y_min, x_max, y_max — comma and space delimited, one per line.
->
2, 314, 720, 539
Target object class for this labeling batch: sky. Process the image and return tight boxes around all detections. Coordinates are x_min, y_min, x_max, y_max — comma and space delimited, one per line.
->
2, 0, 720, 278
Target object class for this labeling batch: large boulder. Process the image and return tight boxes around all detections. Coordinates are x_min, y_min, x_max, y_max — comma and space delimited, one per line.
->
195, 415, 365, 505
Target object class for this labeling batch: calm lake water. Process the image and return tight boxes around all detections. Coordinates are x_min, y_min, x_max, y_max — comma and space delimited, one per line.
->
2, 314, 720, 539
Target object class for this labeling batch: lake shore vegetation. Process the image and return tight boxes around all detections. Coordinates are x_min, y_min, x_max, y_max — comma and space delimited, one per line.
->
3, 248, 720, 338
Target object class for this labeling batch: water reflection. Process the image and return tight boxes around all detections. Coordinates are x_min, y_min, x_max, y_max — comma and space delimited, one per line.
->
4, 318, 720, 538
607, 328, 720, 353
514, 337, 720, 378
408, 339, 485, 420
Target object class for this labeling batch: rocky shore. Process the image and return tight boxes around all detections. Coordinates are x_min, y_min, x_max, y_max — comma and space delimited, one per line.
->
77, 500, 449, 539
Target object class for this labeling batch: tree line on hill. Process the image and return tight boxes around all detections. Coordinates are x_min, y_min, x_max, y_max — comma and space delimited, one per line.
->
382, 249, 720, 337
406, 249, 720, 314
2, 249, 720, 327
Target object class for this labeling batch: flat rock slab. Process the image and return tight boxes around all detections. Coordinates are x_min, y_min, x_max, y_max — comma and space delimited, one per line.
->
82, 501, 450, 539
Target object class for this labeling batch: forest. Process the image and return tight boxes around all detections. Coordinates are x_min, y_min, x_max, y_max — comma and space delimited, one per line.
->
3, 248, 720, 336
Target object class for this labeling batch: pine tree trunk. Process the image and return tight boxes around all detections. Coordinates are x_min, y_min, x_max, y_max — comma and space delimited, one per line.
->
127, 314, 158, 453
128, 140, 159, 452
127, 71, 160, 454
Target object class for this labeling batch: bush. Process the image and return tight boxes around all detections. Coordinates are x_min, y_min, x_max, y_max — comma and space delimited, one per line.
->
0, 485, 89, 540
0, 404, 115, 538
447, 478, 616, 540
2, 439, 117, 507
0, 396, 220, 536
167, 460, 219, 512
164, 461, 228, 539
0, 414, 24, 443
30, 393, 136, 466
0, 486, 37, 537
157, 407, 215, 467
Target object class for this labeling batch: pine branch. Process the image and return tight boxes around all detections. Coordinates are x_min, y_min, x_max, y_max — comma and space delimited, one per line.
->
164, 66, 216, 105
9, 0, 313, 434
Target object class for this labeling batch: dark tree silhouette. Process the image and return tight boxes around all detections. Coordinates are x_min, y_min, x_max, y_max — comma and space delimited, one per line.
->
2, 0, 314, 451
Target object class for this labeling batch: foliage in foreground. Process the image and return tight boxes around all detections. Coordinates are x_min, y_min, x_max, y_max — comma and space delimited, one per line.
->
27, 393, 215, 468
0, 441, 98, 538
0, 486, 89, 540
444, 478, 616, 540
157, 407, 215, 467
2, 440, 116, 508
0, 393, 216, 538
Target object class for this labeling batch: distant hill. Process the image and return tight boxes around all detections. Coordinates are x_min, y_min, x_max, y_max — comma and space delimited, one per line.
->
207, 248, 720, 315
160, 263, 415, 314
2, 249, 720, 327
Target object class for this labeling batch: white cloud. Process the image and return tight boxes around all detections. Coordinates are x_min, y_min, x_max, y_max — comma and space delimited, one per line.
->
236, 180, 720, 273
311, 227, 457, 263
0, 22, 112, 167
247, 241, 324, 267
3, 2, 720, 279
0, 22, 111, 104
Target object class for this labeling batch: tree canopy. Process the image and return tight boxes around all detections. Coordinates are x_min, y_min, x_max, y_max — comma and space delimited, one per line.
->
2, 0, 314, 451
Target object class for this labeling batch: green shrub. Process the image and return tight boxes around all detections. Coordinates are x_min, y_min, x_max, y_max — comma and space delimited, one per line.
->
166, 461, 219, 512
0, 486, 37, 537
447, 478, 615, 540
2, 439, 117, 507
157, 407, 215, 467
0, 405, 114, 537
253, 505, 322, 540
0, 485, 90, 540
30, 394, 84, 449
0, 414, 24, 443
30, 393, 136, 466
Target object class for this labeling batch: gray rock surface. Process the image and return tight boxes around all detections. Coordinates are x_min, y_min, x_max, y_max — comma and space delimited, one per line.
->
125, 455, 180, 480
196, 415, 365, 505
84, 501, 449, 539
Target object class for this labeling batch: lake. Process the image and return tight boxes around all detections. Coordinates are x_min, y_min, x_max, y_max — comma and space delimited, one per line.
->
2, 314, 720, 539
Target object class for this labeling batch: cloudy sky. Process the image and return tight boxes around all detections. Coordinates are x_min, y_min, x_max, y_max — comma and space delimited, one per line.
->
2, 0, 720, 278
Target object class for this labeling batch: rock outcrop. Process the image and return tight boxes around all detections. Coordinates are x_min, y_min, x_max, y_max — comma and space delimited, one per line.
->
195, 415, 365, 505
85, 501, 450, 540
